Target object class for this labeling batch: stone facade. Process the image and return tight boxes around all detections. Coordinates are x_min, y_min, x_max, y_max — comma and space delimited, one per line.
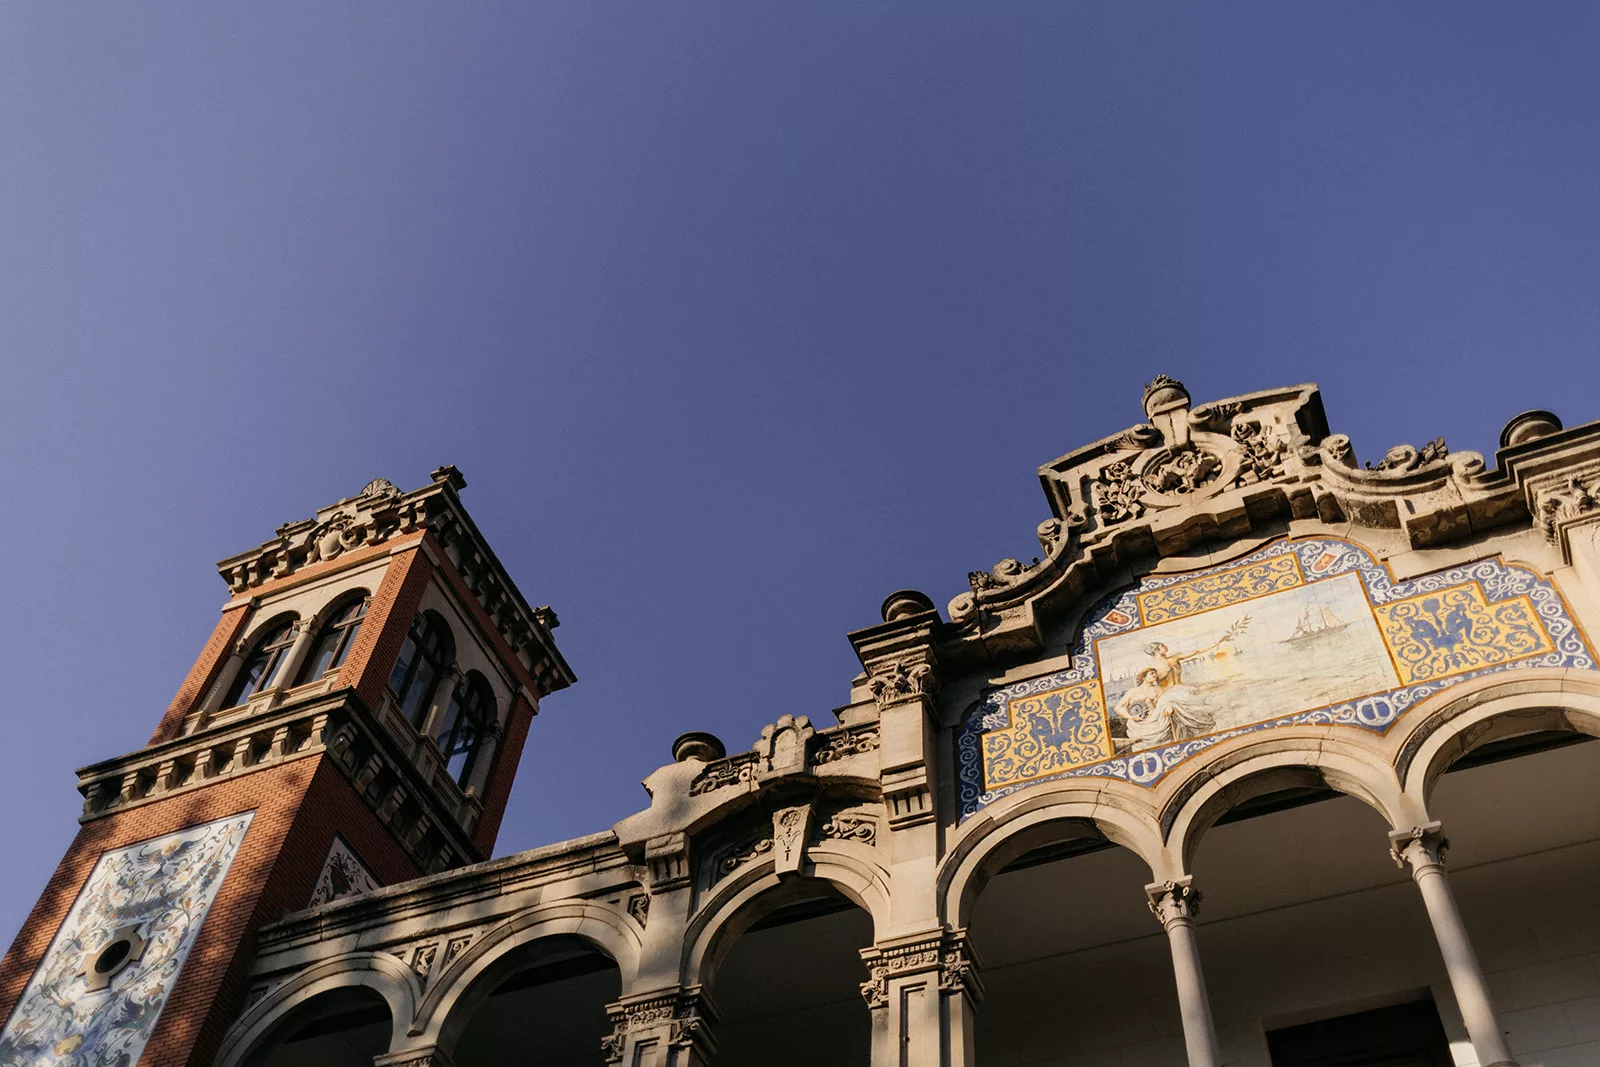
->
8, 379, 1600, 1067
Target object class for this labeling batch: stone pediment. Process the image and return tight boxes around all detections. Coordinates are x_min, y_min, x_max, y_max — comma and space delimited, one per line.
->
939, 376, 1598, 669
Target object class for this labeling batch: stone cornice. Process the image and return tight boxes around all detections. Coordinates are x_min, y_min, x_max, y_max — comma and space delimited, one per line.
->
77, 689, 484, 874
251, 829, 629, 959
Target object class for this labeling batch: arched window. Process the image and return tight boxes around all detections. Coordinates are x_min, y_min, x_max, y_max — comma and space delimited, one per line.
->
295, 594, 370, 685
433, 673, 494, 788
221, 617, 298, 708
388, 613, 453, 729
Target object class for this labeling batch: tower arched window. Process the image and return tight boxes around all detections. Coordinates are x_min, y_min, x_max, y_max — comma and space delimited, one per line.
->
221, 617, 298, 708
433, 673, 494, 788
295, 595, 370, 685
388, 613, 453, 729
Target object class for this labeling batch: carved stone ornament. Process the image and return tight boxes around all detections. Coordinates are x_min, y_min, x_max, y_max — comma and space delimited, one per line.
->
814, 810, 877, 846
627, 893, 650, 927
756, 714, 814, 774
688, 753, 757, 796
859, 930, 981, 1008
810, 723, 880, 765
602, 990, 716, 1063
772, 805, 812, 874
1537, 474, 1600, 544
1146, 878, 1202, 928
867, 660, 938, 705
1369, 437, 1449, 473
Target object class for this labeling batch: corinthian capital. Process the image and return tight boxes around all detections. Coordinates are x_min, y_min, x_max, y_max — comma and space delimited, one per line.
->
1145, 877, 1202, 928
867, 659, 938, 706
1388, 822, 1449, 872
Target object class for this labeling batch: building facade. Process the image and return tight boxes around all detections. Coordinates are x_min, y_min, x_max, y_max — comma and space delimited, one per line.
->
4, 379, 1600, 1067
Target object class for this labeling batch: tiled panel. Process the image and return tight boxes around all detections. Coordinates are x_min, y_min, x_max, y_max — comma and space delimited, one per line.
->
956, 538, 1595, 816
0, 813, 253, 1065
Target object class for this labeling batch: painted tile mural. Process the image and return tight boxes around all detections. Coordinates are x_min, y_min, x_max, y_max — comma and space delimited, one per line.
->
0, 813, 253, 1066
956, 539, 1595, 817
307, 834, 379, 907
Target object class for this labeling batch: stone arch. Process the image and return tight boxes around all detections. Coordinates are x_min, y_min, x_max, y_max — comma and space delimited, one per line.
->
409, 900, 641, 1053
1159, 730, 1406, 874
213, 952, 421, 1067
939, 777, 1165, 928
1393, 668, 1600, 817
682, 848, 891, 989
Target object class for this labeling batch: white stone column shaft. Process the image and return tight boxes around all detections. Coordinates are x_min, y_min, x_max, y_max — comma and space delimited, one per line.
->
276, 617, 320, 690
1147, 879, 1220, 1067
1391, 825, 1518, 1067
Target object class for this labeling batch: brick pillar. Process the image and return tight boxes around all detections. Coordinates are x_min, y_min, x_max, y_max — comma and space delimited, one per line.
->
148, 601, 253, 745
340, 538, 435, 709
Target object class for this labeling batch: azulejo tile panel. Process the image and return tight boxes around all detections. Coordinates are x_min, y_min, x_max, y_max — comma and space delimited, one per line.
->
956, 538, 1595, 818
0, 812, 253, 1066
1136, 553, 1303, 625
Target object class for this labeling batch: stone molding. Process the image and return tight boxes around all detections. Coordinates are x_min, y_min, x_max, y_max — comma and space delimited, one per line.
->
374, 1049, 454, 1067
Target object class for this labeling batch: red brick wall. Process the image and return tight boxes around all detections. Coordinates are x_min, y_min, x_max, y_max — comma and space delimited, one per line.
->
148, 604, 253, 745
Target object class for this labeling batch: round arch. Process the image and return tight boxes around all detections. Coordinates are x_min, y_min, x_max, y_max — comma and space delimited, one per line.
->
682, 847, 890, 989
410, 900, 642, 1053
213, 952, 421, 1067
1158, 731, 1405, 874
939, 777, 1165, 928
1393, 668, 1600, 814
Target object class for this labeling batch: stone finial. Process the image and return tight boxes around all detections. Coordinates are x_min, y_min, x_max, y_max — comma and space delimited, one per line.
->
1500, 409, 1563, 449
880, 589, 936, 622
671, 731, 725, 764
1141, 374, 1189, 418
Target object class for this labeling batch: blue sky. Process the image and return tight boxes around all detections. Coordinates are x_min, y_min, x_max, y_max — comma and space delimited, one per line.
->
2, 4, 1598, 945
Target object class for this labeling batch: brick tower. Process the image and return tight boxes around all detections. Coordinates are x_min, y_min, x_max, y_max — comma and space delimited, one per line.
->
0, 468, 573, 1067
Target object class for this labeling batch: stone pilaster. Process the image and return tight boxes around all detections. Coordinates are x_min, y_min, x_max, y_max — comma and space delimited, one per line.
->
601, 987, 717, 1067
1389, 823, 1518, 1067
1145, 878, 1221, 1067
859, 929, 981, 1067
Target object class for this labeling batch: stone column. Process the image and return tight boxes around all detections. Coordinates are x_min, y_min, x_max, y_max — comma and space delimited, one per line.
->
1146, 878, 1220, 1067
1390, 824, 1518, 1067
275, 617, 320, 691
859, 929, 980, 1067
601, 988, 717, 1067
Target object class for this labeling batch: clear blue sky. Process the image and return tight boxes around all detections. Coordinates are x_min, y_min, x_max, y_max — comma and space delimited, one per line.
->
2, 4, 1598, 946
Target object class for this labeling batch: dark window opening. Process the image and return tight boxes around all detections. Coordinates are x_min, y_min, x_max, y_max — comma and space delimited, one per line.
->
1267, 999, 1454, 1067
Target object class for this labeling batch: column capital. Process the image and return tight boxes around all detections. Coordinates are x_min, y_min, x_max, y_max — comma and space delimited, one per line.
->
858, 928, 983, 1009
1389, 822, 1449, 873
373, 1048, 453, 1067
602, 986, 718, 1064
1146, 877, 1203, 928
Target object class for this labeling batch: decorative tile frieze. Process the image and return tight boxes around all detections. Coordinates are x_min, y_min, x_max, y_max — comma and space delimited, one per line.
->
957, 537, 1595, 816
0, 814, 253, 1067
